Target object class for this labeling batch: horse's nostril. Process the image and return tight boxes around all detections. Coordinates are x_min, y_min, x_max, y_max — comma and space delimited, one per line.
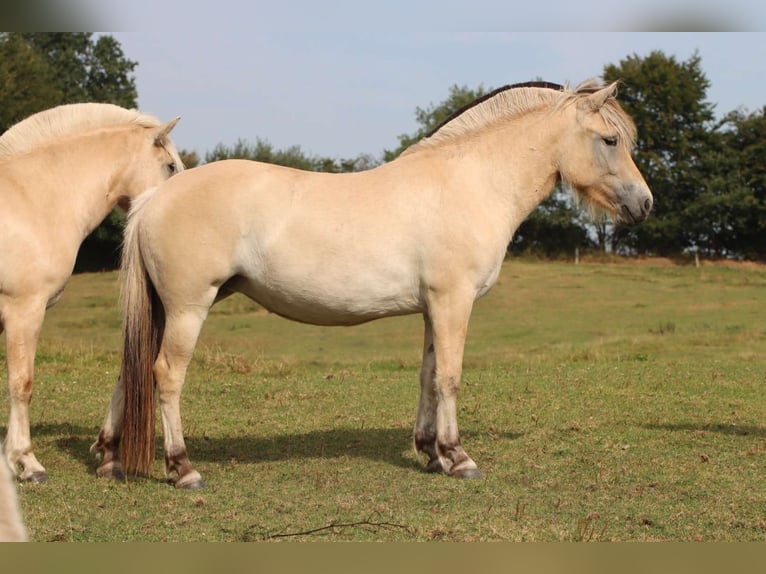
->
644, 198, 653, 213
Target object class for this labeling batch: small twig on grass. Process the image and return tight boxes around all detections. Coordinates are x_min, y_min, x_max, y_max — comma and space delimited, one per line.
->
576, 512, 607, 542
257, 514, 414, 540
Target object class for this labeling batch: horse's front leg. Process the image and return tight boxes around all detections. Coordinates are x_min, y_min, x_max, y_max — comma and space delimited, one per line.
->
417, 294, 482, 479
91, 377, 126, 480
2, 299, 49, 482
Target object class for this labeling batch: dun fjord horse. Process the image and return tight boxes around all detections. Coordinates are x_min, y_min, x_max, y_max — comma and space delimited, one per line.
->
0, 103, 183, 482
94, 81, 652, 489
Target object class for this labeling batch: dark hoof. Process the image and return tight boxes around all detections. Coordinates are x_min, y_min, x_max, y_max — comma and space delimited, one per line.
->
451, 467, 483, 480
96, 463, 126, 481
22, 471, 49, 484
102, 469, 126, 482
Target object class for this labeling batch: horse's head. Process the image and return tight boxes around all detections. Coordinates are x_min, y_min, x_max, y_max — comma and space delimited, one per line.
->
117, 116, 184, 210
558, 82, 652, 225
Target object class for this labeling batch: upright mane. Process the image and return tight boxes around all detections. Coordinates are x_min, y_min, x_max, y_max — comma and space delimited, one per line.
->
0, 103, 163, 159
402, 79, 635, 156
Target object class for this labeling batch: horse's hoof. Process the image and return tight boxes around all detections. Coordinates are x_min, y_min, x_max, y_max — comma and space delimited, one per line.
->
425, 459, 445, 474
98, 468, 126, 481
22, 471, 48, 484
175, 473, 205, 490
96, 462, 126, 481
451, 467, 483, 480
175, 478, 205, 490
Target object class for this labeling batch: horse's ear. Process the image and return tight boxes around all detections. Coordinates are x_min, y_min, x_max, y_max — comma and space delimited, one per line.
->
154, 116, 181, 144
582, 82, 619, 111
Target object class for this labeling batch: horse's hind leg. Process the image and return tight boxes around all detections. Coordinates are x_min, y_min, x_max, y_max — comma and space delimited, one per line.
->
2, 299, 48, 482
91, 378, 125, 480
414, 317, 441, 472
155, 305, 211, 490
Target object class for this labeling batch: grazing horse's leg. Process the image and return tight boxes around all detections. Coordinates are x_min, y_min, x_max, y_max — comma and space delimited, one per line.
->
422, 290, 482, 479
0, 444, 27, 541
155, 307, 210, 490
91, 378, 125, 480
2, 299, 48, 482
414, 317, 441, 472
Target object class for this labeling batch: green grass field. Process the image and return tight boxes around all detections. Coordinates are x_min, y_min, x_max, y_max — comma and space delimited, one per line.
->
4, 259, 766, 541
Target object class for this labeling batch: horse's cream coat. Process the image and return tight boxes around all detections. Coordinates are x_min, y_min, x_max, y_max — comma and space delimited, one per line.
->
96, 82, 652, 486
0, 103, 183, 481
0, 447, 26, 541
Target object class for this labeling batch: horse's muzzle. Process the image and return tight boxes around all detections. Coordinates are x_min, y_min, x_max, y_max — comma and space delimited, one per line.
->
618, 188, 653, 225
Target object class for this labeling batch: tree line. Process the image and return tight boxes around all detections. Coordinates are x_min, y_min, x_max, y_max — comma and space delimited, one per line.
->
2, 33, 765, 268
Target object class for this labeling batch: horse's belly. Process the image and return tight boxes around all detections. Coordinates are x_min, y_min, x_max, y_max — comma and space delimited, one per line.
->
233, 274, 422, 326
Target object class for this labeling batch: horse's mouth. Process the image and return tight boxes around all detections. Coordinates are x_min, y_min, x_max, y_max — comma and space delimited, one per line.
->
619, 199, 652, 225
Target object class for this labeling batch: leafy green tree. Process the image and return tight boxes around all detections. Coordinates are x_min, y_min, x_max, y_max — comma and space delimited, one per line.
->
510, 188, 595, 257
0, 34, 62, 131
21, 33, 92, 103
21, 33, 137, 108
1, 33, 138, 132
75, 210, 128, 272
206, 138, 317, 170
713, 107, 766, 259
179, 149, 200, 169
604, 50, 717, 256
84, 35, 138, 107
205, 137, 378, 173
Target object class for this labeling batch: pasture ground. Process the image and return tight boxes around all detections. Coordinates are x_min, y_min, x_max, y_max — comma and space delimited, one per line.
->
3, 259, 766, 541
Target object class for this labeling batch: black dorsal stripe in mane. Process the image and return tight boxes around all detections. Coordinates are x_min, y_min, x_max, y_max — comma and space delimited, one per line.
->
422, 81, 565, 140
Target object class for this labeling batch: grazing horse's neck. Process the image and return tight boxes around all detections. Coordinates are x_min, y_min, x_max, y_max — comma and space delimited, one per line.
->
35, 128, 143, 242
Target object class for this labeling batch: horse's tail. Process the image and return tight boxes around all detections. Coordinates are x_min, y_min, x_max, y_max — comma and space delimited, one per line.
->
120, 188, 164, 476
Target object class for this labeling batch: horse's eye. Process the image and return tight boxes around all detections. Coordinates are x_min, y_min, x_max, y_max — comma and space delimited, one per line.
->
602, 136, 618, 147
167, 162, 176, 174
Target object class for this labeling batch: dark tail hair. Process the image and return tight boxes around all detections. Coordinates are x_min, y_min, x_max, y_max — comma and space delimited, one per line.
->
119, 191, 164, 476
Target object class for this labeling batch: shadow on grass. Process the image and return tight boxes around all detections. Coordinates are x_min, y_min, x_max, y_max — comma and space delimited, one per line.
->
186, 426, 416, 470
19, 422, 519, 479
642, 422, 766, 437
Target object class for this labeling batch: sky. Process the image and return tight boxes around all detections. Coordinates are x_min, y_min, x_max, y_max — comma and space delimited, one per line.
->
77, 3, 766, 161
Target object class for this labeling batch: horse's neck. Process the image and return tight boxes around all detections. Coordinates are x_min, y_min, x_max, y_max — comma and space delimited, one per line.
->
35, 131, 135, 240
466, 115, 564, 234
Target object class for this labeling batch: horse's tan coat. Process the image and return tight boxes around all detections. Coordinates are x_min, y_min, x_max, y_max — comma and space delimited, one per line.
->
0, 447, 26, 541
98, 82, 652, 486
0, 103, 183, 481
